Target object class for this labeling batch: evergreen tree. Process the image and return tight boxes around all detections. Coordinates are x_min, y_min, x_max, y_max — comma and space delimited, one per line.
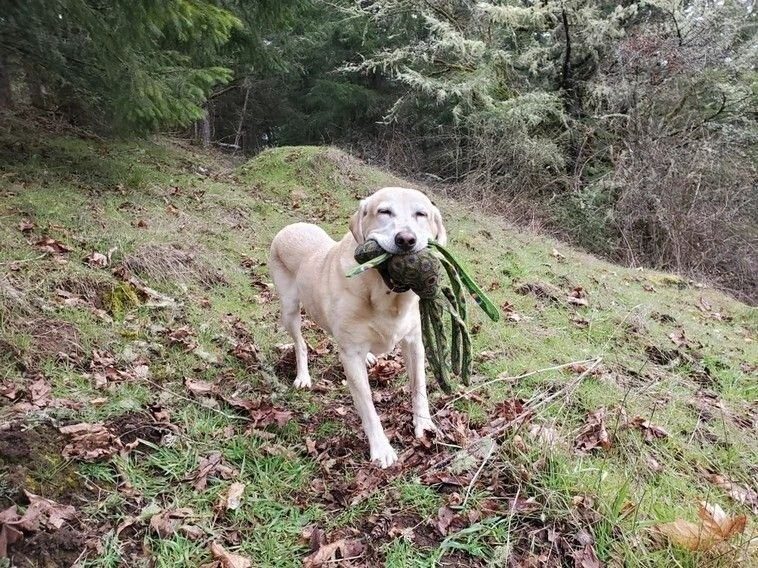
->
0, 0, 241, 131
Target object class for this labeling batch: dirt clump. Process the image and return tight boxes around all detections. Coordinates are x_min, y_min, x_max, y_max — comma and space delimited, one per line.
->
107, 411, 169, 446
10, 525, 86, 568
0, 423, 85, 507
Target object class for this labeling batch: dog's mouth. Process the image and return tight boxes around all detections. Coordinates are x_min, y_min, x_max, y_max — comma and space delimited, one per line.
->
366, 233, 427, 255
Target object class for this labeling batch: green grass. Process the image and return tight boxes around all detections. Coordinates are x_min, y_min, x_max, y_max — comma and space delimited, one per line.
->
0, 115, 756, 566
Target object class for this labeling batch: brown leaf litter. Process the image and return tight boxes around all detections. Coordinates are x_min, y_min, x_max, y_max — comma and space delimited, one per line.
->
187, 451, 238, 491
205, 541, 252, 568
183, 378, 293, 429
628, 416, 670, 442
59, 422, 135, 461
303, 534, 364, 567
149, 507, 197, 539
567, 286, 589, 307
217, 482, 246, 512
575, 408, 612, 454
703, 472, 758, 515
0, 491, 77, 558
368, 351, 405, 385
35, 237, 71, 255
654, 501, 747, 552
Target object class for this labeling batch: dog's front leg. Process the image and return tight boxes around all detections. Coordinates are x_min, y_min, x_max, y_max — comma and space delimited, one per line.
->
339, 347, 398, 468
401, 332, 438, 438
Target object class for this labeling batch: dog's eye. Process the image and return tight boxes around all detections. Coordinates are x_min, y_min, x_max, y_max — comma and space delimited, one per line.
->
377, 209, 393, 216
415, 211, 428, 218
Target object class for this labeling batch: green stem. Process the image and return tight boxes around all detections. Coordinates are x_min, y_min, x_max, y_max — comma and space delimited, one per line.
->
345, 252, 391, 278
430, 240, 499, 322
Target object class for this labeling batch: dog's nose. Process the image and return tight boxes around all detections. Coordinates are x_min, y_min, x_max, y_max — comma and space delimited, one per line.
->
394, 231, 417, 251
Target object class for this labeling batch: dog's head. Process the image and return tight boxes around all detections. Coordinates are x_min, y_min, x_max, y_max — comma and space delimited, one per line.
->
349, 187, 447, 253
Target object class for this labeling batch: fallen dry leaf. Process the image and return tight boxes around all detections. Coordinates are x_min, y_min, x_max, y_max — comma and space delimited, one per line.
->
218, 482, 246, 512
645, 455, 664, 473
59, 422, 127, 461
210, 541, 252, 568
501, 301, 523, 322
185, 377, 216, 396
29, 377, 52, 407
575, 408, 611, 454
166, 326, 197, 351
20, 491, 76, 531
0, 506, 23, 558
149, 508, 194, 538
188, 452, 237, 491
629, 416, 669, 442
247, 404, 293, 429
85, 251, 108, 268
231, 341, 259, 363
18, 219, 34, 233
572, 543, 601, 568
180, 524, 205, 540
36, 237, 71, 254
368, 353, 404, 383
436, 506, 456, 535
655, 501, 747, 551
0, 384, 18, 400
528, 423, 562, 449
705, 473, 758, 514
303, 538, 364, 567
668, 328, 687, 347
567, 286, 589, 307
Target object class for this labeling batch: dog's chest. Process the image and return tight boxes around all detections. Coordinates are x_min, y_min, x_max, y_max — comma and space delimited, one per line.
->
365, 291, 417, 351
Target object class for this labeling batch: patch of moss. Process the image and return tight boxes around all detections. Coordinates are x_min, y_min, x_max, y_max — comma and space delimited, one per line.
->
104, 282, 141, 319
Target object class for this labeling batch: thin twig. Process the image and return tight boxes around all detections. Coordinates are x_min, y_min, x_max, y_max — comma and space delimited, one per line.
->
438, 357, 598, 414
0, 253, 47, 266
430, 358, 602, 471
142, 377, 250, 422
462, 438, 496, 507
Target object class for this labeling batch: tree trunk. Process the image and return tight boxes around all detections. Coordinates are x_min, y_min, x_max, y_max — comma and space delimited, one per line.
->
0, 56, 12, 109
233, 86, 250, 152
199, 108, 211, 148
26, 65, 45, 109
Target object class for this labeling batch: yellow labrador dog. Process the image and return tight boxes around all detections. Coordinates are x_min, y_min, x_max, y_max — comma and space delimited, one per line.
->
269, 187, 446, 467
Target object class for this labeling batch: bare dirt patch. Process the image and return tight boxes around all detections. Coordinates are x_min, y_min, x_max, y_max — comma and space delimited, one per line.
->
23, 317, 83, 366
107, 411, 170, 446
9, 526, 86, 568
0, 423, 86, 506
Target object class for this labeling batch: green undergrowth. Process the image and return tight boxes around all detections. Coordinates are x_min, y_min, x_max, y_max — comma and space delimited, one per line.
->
0, 115, 756, 567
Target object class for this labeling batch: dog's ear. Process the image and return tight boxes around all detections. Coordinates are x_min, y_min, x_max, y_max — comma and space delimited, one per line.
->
349, 199, 367, 244
431, 205, 447, 245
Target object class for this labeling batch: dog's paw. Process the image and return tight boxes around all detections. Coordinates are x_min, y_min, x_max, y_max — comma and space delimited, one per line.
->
414, 416, 439, 439
370, 439, 398, 468
365, 353, 378, 367
293, 375, 312, 389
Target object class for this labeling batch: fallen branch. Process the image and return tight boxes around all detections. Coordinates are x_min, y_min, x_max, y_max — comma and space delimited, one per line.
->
438, 357, 600, 414
430, 357, 602, 471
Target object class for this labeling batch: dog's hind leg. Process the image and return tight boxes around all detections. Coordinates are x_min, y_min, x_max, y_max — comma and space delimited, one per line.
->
270, 255, 312, 389
282, 297, 312, 389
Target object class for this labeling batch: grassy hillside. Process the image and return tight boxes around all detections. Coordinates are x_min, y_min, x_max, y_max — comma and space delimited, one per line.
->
0, 119, 756, 567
